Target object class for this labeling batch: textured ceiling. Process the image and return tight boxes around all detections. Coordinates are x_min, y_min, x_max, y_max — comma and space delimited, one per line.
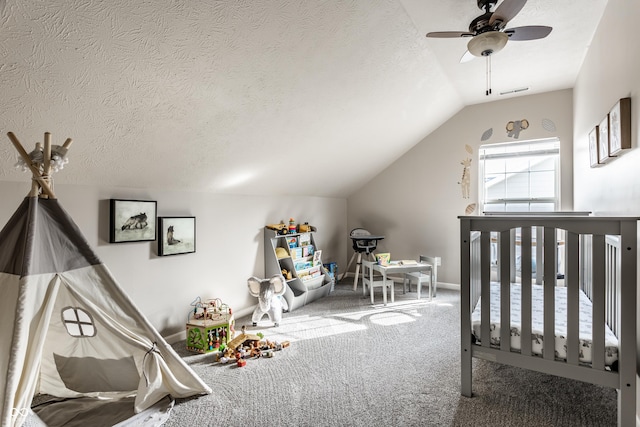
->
0, 0, 606, 197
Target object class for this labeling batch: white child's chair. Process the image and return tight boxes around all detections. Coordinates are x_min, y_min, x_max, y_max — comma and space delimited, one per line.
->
403, 255, 439, 301
362, 260, 394, 305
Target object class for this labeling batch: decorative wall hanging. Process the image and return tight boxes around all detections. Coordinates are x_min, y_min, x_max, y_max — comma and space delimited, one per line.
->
465, 203, 477, 215
109, 199, 157, 243
542, 118, 556, 132
458, 158, 472, 199
480, 128, 493, 141
506, 119, 529, 139
588, 126, 599, 168
598, 115, 610, 163
608, 97, 631, 156
158, 216, 196, 256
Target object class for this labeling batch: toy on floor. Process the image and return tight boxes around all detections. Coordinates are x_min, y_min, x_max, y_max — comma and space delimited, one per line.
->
188, 297, 232, 322
236, 354, 247, 367
185, 297, 235, 353
216, 325, 290, 366
217, 346, 236, 364
248, 275, 286, 327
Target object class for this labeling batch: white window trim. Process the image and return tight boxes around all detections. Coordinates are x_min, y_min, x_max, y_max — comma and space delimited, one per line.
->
479, 137, 560, 213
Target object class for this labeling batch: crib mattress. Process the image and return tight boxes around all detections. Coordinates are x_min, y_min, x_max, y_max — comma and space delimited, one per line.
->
471, 283, 619, 366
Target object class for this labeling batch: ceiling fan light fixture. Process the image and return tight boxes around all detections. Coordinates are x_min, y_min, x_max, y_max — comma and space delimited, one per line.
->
467, 31, 508, 57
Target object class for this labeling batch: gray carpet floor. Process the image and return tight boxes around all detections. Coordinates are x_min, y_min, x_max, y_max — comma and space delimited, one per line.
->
165, 281, 617, 426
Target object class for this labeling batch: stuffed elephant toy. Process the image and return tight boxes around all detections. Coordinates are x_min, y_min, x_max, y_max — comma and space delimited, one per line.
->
248, 275, 286, 327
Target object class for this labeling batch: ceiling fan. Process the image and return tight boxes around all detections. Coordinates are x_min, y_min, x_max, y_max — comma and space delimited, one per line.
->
426, 0, 552, 94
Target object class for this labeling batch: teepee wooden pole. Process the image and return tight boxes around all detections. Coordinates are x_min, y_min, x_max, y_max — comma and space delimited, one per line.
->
7, 132, 56, 199
43, 132, 52, 177
42, 132, 52, 198
30, 142, 43, 196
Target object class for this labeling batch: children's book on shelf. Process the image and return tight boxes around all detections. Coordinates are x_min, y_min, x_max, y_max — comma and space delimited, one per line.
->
291, 247, 302, 259
295, 260, 312, 271
323, 262, 338, 282
286, 236, 298, 248
300, 266, 321, 281
298, 233, 311, 246
313, 250, 322, 266
302, 244, 314, 257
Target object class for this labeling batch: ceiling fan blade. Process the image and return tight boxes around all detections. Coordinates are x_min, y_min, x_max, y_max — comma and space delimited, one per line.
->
489, 0, 527, 27
505, 25, 552, 41
460, 50, 475, 63
426, 31, 474, 38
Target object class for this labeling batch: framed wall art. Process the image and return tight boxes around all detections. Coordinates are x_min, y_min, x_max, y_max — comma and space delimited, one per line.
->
588, 126, 599, 168
109, 199, 157, 243
158, 216, 196, 256
608, 97, 631, 156
598, 114, 610, 164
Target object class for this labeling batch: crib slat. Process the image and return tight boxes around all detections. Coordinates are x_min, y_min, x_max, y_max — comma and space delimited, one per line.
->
460, 219, 472, 397
566, 231, 580, 365
471, 232, 481, 306
520, 226, 532, 357
606, 238, 619, 335
481, 231, 491, 348
619, 219, 637, 427
591, 234, 605, 371
581, 235, 593, 300
536, 226, 544, 285
509, 229, 517, 283
500, 230, 511, 352
543, 226, 556, 361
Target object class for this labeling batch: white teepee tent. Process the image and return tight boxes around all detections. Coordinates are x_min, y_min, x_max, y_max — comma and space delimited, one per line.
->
0, 132, 211, 427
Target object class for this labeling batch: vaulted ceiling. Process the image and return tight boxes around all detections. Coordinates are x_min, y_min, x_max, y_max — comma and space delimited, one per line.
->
0, 0, 607, 197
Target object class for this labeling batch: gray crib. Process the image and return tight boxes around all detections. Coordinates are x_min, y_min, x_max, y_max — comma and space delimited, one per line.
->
459, 215, 637, 426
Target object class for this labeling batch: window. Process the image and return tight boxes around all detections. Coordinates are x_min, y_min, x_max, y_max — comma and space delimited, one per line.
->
479, 138, 560, 213
61, 307, 96, 337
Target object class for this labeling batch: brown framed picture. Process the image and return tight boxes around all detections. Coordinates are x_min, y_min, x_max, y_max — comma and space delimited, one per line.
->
588, 126, 599, 168
598, 115, 610, 163
109, 199, 157, 243
158, 216, 196, 256
609, 97, 631, 156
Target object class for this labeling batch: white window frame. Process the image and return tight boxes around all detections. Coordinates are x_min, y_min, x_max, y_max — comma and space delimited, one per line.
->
479, 138, 560, 213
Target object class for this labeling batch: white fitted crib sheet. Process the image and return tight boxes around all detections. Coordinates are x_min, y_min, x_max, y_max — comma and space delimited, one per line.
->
471, 283, 619, 367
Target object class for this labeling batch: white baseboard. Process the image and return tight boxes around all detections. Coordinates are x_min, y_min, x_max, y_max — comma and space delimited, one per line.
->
433, 282, 460, 291
164, 330, 185, 345
163, 304, 257, 345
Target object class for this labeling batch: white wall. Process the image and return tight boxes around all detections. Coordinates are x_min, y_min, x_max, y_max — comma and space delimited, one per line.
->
0, 181, 347, 338
573, 0, 640, 214
347, 89, 573, 285
571, 0, 640, 418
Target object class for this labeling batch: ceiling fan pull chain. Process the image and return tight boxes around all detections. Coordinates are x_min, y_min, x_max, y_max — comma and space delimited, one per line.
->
485, 55, 492, 96
486, 56, 488, 96
489, 55, 492, 95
